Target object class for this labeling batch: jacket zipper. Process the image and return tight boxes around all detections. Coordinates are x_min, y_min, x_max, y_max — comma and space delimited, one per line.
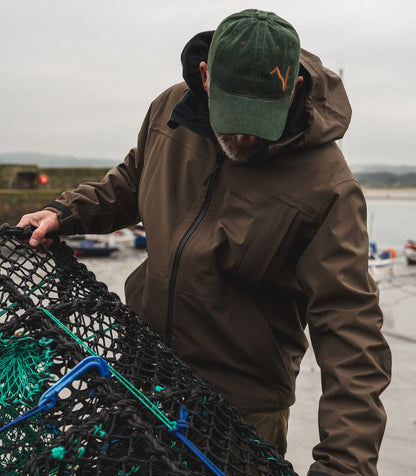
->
165, 154, 224, 346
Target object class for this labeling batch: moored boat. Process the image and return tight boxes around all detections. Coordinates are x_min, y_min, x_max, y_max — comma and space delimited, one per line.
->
368, 242, 395, 283
133, 224, 147, 249
404, 239, 416, 265
67, 239, 119, 257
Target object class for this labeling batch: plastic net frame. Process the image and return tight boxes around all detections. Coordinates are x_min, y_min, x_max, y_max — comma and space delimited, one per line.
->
0, 224, 298, 475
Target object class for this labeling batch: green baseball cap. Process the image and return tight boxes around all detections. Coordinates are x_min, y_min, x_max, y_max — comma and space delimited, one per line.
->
207, 9, 301, 141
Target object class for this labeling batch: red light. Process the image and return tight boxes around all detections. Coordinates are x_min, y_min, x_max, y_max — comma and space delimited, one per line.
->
38, 174, 49, 185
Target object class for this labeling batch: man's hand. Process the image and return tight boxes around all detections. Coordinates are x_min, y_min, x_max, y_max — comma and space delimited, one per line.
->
17, 210, 60, 249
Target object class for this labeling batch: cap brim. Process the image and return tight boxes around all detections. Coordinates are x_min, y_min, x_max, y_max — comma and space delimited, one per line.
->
208, 82, 292, 141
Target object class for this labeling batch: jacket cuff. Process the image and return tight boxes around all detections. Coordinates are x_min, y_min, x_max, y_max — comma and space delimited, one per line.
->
43, 201, 72, 220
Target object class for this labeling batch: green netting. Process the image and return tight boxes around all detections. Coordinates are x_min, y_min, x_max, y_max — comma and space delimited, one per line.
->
0, 224, 298, 475
0, 334, 56, 407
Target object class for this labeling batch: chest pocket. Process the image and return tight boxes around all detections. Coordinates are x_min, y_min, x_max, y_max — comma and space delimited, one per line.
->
214, 181, 299, 285
174, 172, 299, 300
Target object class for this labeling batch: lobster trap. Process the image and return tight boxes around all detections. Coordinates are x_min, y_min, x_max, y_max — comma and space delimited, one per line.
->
0, 224, 298, 475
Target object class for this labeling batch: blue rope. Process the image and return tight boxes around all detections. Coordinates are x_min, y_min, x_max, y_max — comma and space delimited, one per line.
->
0, 403, 45, 434
0, 356, 110, 434
169, 407, 226, 476
37, 306, 228, 475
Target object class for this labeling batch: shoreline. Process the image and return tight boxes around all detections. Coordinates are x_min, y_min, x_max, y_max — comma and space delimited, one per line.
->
363, 188, 416, 200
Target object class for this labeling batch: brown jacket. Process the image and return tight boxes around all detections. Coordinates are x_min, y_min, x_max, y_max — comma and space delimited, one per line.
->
47, 47, 391, 476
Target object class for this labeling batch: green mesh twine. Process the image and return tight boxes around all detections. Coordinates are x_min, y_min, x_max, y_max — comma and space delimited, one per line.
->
0, 334, 58, 471
0, 419, 57, 471
0, 333, 56, 407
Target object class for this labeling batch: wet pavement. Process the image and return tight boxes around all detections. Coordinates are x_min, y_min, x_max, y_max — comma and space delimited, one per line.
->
288, 254, 416, 476
79, 244, 416, 476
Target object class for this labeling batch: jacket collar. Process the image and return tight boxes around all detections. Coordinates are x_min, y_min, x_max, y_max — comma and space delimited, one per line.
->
168, 90, 213, 137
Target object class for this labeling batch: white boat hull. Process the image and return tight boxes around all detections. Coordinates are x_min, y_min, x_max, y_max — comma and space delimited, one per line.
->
368, 258, 394, 283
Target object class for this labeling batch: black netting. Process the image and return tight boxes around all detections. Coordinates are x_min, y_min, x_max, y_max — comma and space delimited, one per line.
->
0, 224, 298, 476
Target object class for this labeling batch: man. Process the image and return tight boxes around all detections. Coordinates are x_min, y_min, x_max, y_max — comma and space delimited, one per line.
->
18, 9, 391, 476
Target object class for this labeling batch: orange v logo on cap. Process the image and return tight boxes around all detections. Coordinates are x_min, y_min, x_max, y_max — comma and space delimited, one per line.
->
270, 65, 291, 92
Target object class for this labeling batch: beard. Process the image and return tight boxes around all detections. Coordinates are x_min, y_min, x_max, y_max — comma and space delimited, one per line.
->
214, 131, 269, 162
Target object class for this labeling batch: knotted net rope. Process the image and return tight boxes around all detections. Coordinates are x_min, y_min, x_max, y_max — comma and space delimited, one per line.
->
0, 224, 298, 475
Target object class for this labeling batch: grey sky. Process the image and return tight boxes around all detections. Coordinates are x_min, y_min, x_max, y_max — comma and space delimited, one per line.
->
1, 0, 415, 167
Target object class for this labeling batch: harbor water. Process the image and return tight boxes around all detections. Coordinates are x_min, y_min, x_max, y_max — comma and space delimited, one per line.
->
367, 198, 416, 251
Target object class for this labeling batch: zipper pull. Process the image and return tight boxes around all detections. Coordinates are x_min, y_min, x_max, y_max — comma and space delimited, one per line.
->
203, 153, 225, 186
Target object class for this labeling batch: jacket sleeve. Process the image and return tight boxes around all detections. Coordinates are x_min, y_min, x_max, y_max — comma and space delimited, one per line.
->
296, 180, 391, 476
44, 108, 151, 235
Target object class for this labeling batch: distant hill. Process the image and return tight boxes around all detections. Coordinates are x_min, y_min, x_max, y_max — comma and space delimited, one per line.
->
350, 164, 416, 188
1, 152, 416, 188
350, 163, 416, 175
353, 171, 416, 188
0, 152, 119, 168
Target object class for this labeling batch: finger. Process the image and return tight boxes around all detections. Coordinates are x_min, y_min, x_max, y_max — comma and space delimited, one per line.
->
42, 237, 54, 247
16, 215, 35, 228
34, 240, 52, 253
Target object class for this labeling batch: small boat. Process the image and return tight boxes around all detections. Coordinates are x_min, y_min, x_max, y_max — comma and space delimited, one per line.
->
368, 242, 395, 283
108, 229, 135, 245
68, 239, 119, 257
404, 240, 416, 265
133, 224, 147, 249
65, 230, 133, 246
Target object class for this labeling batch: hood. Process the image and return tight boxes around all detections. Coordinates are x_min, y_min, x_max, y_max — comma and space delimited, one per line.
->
168, 31, 213, 136
169, 31, 352, 149
297, 49, 352, 148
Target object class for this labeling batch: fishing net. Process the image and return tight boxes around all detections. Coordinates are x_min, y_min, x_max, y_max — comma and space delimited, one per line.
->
0, 224, 298, 476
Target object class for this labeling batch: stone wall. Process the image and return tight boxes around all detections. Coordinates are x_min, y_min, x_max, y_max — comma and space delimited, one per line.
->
0, 165, 111, 225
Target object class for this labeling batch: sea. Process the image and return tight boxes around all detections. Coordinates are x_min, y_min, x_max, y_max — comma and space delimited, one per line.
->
366, 198, 416, 253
